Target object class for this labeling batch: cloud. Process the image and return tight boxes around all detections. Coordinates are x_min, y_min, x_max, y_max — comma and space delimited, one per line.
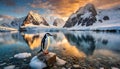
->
30, 0, 92, 17
0, 0, 16, 6
0, 14, 14, 19
30, 0, 120, 18
91, 0, 120, 9
13, 7, 26, 14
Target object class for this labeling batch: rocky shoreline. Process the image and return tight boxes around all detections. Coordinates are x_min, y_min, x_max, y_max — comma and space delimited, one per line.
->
0, 52, 120, 69
50, 55, 120, 69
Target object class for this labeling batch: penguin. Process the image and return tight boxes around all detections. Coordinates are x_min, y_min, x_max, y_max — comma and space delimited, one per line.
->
37, 33, 53, 54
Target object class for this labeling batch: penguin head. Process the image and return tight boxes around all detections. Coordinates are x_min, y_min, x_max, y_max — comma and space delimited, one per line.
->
45, 33, 53, 36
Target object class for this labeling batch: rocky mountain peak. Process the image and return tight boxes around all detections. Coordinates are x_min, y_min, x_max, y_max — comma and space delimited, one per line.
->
84, 3, 97, 16
22, 11, 49, 26
76, 3, 97, 16
64, 3, 97, 27
29, 11, 34, 15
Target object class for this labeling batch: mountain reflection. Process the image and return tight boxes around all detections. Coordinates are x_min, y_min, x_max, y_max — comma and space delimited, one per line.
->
21, 33, 86, 58
64, 32, 96, 56
23, 34, 41, 50
20, 31, 120, 57
0, 31, 120, 63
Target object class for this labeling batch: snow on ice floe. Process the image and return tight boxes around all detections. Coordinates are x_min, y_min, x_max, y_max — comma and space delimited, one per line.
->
14, 52, 31, 59
4, 65, 15, 69
29, 56, 47, 69
29, 52, 66, 69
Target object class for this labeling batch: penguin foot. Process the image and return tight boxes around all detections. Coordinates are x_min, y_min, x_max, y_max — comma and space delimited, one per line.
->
43, 51, 49, 55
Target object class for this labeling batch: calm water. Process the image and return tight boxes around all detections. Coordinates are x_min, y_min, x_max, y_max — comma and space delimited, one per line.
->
0, 31, 120, 68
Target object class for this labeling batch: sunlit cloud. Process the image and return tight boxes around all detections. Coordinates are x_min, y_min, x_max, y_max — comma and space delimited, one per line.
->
1, 0, 119, 20
30, 0, 120, 19
0, 14, 15, 19
91, 0, 120, 9
97, 1, 120, 9
30, 0, 92, 18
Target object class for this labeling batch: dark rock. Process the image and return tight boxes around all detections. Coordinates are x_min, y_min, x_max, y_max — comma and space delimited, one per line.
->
99, 20, 102, 23
103, 16, 109, 20
37, 52, 56, 66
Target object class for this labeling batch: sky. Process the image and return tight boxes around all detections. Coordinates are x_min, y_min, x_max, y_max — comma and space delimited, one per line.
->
0, 0, 120, 20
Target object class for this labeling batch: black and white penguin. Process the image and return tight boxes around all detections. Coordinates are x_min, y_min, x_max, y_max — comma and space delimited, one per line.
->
38, 33, 53, 54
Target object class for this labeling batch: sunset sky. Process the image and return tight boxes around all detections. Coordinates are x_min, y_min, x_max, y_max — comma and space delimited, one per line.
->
0, 0, 120, 20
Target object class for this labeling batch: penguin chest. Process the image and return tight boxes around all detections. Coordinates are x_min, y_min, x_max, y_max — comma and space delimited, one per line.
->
43, 37, 50, 51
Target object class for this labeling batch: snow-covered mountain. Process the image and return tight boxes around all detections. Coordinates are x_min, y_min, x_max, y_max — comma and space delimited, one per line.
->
0, 15, 15, 24
53, 18, 65, 27
64, 3, 120, 30
64, 3, 97, 27
96, 6, 120, 22
22, 11, 49, 26
0, 11, 50, 31
44, 16, 56, 25
1, 17, 25, 29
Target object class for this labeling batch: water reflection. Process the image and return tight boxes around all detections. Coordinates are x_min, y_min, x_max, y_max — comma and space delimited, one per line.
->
50, 33, 86, 58
0, 31, 120, 61
64, 32, 96, 55
64, 31, 120, 55
23, 34, 41, 50
20, 32, 86, 58
0, 32, 31, 60
20, 31, 120, 57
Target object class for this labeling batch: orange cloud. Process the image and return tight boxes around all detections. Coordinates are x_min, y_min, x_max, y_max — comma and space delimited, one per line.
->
30, 0, 120, 19
91, 0, 120, 9
94, 1, 120, 9
30, 0, 92, 17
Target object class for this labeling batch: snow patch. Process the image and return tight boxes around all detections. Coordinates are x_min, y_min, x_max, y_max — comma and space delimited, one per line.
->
0, 18, 3, 21
14, 52, 31, 59
4, 65, 15, 69
68, 19, 120, 30
81, 12, 92, 19
29, 56, 47, 69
